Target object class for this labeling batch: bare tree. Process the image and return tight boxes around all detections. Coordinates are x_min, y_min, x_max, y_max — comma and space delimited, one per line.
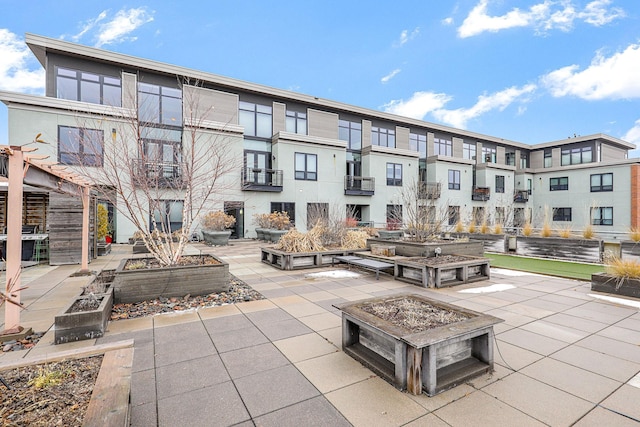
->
390, 180, 449, 242
306, 202, 357, 247
63, 78, 240, 266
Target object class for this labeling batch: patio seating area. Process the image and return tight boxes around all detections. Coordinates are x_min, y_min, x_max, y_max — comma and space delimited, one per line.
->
1, 240, 640, 426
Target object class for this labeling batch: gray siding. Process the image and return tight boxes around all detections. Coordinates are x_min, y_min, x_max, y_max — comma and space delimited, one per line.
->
184, 85, 238, 124
308, 109, 338, 139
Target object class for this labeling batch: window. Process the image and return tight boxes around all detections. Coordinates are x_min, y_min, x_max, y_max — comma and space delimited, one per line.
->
561, 146, 592, 166
434, 136, 452, 156
286, 110, 307, 134
482, 146, 496, 163
520, 153, 529, 169
463, 142, 476, 160
386, 163, 402, 186
271, 202, 295, 225
495, 207, 505, 225
591, 173, 613, 192
151, 200, 183, 233
505, 152, 516, 166
550, 177, 568, 191
544, 149, 552, 168
527, 179, 532, 195
141, 126, 182, 179
410, 133, 426, 158
448, 206, 460, 226
295, 153, 317, 180
553, 208, 572, 221
495, 175, 505, 193
448, 169, 460, 190
372, 126, 395, 148
56, 67, 121, 106
239, 101, 272, 138
592, 207, 613, 226
58, 126, 104, 166
138, 83, 182, 126
339, 120, 362, 150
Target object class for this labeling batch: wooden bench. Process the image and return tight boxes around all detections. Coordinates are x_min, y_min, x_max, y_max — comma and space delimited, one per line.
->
332, 255, 394, 280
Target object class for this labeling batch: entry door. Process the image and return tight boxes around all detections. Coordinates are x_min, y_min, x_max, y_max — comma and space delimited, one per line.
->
346, 160, 361, 189
224, 201, 244, 239
245, 151, 269, 185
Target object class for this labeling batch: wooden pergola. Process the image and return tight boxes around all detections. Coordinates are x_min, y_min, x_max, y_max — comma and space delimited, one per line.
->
0, 142, 91, 336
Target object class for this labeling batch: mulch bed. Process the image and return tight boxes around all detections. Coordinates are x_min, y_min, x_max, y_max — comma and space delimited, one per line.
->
0, 356, 103, 426
406, 255, 474, 266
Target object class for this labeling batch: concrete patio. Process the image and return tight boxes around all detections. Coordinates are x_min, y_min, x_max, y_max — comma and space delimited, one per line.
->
1, 240, 640, 426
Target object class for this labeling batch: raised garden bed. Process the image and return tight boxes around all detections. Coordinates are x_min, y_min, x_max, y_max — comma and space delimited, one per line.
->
366, 238, 484, 258
335, 294, 503, 396
591, 272, 640, 299
394, 255, 490, 288
260, 247, 366, 270
515, 236, 603, 263
453, 233, 508, 253
113, 254, 229, 303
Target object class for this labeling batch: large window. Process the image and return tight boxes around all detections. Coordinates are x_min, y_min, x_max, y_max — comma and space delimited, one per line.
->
410, 133, 427, 158
56, 67, 121, 106
239, 101, 272, 138
592, 207, 613, 226
151, 200, 183, 233
58, 126, 104, 166
550, 177, 568, 191
562, 146, 592, 166
286, 110, 307, 135
544, 149, 552, 168
372, 126, 395, 148
505, 152, 516, 166
463, 142, 476, 160
339, 120, 362, 150
448, 169, 460, 190
295, 153, 317, 180
448, 206, 460, 226
495, 175, 505, 193
591, 173, 613, 192
271, 202, 295, 225
434, 136, 452, 156
553, 208, 572, 221
520, 153, 529, 169
141, 126, 182, 179
138, 83, 182, 126
386, 163, 402, 186
482, 146, 496, 163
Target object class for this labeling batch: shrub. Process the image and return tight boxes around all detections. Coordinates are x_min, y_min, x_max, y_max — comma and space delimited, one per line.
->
629, 227, 640, 242
479, 221, 490, 234
269, 211, 292, 230
605, 258, 640, 288
345, 217, 358, 228
522, 222, 533, 236
455, 221, 465, 233
540, 223, 553, 237
493, 223, 503, 234
582, 225, 595, 239
253, 213, 271, 228
558, 226, 572, 238
97, 204, 110, 240
202, 210, 236, 231
468, 222, 476, 234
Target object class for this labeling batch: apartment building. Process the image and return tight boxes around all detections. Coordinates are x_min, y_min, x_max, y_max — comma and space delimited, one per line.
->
0, 33, 637, 243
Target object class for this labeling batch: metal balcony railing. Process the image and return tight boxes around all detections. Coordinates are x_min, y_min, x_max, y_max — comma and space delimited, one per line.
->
241, 167, 283, 192
471, 186, 491, 201
132, 159, 184, 188
344, 176, 375, 196
514, 190, 529, 203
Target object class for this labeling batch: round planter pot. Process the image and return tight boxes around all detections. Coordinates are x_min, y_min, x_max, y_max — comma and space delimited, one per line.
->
269, 229, 289, 243
202, 230, 232, 246
255, 227, 266, 241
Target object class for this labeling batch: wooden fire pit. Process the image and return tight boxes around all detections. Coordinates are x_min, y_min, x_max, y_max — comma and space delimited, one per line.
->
335, 294, 503, 396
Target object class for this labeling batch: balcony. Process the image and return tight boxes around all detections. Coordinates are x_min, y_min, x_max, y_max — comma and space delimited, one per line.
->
132, 159, 184, 188
241, 167, 283, 192
418, 182, 441, 199
344, 176, 375, 196
514, 190, 529, 203
471, 187, 491, 201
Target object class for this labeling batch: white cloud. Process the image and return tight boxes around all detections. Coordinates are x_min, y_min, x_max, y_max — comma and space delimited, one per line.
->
381, 69, 401, 84
95, 7, 154, 47
0, 29, 44, 93
383, 91, 452, 120
442, 17, 454, 26
432, 84, 537, 129
395, 27, 420, 47
541, 43, 640, 100
71, 10, 108, 42
623, 118, 640, 145
458, 0, 625, 38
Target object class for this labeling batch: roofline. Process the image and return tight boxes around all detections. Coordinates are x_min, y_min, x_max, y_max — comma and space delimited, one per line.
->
530, 133, 635, 150
24, 33, 636, 151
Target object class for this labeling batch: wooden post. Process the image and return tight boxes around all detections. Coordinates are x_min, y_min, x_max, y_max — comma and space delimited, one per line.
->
3, 148, 24, 332
407, 346, 423, 395
81, 186, 90, 271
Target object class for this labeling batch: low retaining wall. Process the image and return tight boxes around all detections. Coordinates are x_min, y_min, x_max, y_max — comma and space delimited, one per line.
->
366, 239, 484, 258
261, 247, 366, 270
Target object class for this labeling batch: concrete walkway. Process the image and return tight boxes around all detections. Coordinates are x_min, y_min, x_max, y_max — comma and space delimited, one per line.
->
2, 241, 640, 426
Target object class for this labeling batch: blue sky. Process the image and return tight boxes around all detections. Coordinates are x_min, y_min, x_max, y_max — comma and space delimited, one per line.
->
1, 0, 640, 154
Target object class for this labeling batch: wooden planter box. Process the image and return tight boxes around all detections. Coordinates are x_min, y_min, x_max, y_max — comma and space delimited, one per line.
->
378, 230, 404, 240
367, 238, 484, 258
132, 241, 150, 254
591, 272, 640, 299
516, 236, 603, 263
454, 233, 507, 253
621, 241, 640, 262
395, 256, 491, 288
54, 286, 113, 344
335, 294, 503, 396
260, 247, 365, 270
113, 255, 229, 303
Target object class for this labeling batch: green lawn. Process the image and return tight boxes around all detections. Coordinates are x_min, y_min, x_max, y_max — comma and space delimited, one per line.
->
485, 253, 605, 281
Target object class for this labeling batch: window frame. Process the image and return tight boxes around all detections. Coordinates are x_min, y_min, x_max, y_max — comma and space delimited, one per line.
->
339, 120, 362, 150
590, 173, 613, 192
239, 101, 273, 139
550, 176, 569, 191
561, 146, 592, 166
410, 132, 427, 158
592, 207, 613, 226
270, 202, 296, 226
434, 136, 452, 156
495, 175, 505, 193
463, 142, 476, 160
55, 66, 122, 106
386, 162, 403, 186
372, 126, 396, 148
294, 152, 318, 181
285, 110, 307, 135
448, 169, 461, 190
138, 82, 183, 126
552, 207, 572, 222
448, 206, 460, 226
58, 126, 104, 167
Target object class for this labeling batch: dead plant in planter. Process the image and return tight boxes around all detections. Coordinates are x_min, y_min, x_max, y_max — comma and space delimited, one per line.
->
605, 258, 640, 290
